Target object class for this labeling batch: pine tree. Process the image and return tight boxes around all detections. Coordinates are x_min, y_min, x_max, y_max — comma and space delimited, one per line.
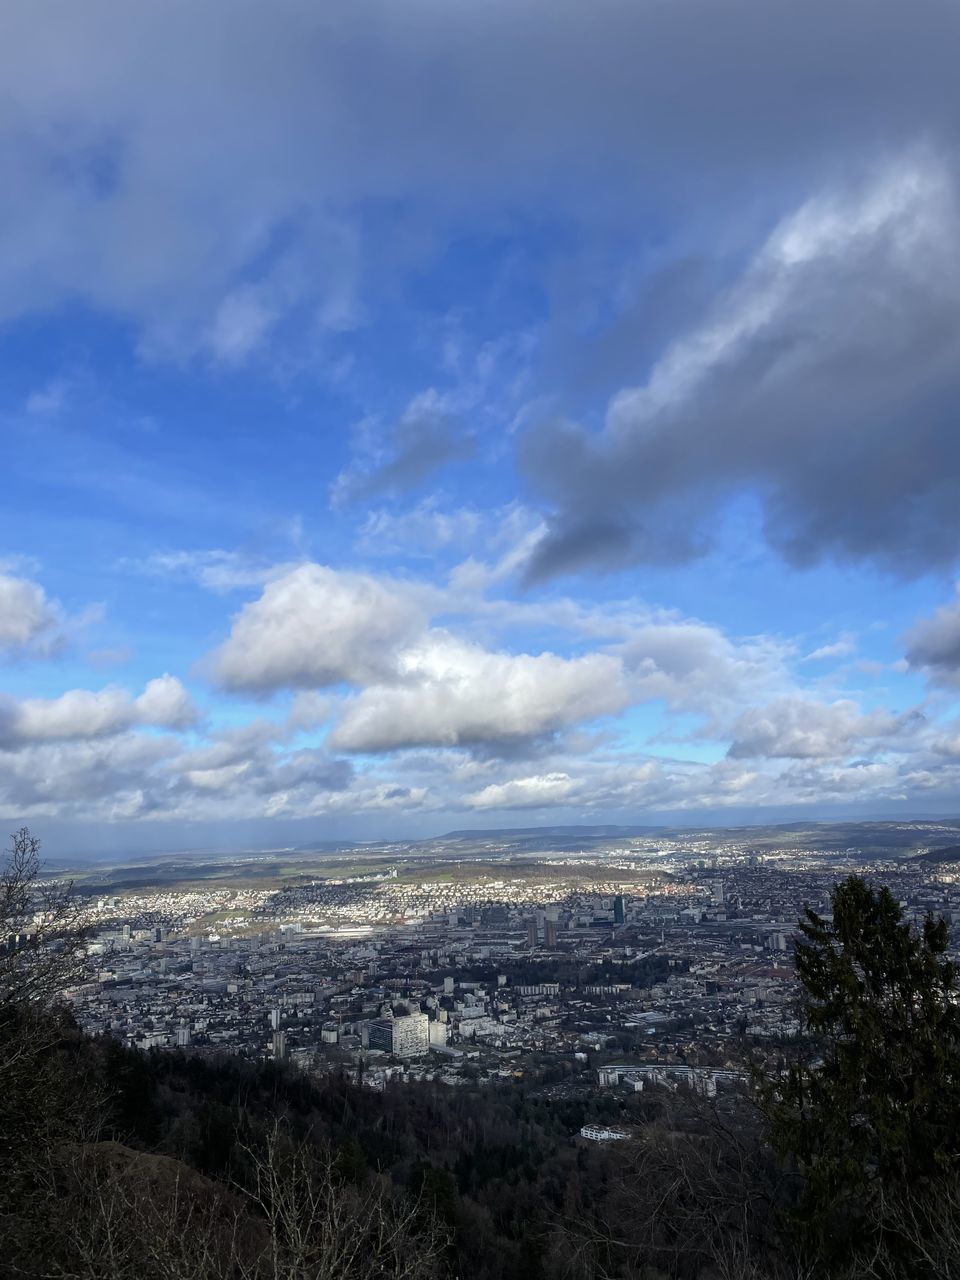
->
761, 875, 960, 1269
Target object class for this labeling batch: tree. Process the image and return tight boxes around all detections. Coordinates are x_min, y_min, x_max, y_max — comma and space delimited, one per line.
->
0, 825, 87, 1010
0, 828, 94, 1226
239, 1123, 450, 1280
760, 875, 960, 1271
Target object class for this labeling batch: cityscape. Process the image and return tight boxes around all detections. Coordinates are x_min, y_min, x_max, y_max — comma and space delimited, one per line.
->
52, 820, 960, 1132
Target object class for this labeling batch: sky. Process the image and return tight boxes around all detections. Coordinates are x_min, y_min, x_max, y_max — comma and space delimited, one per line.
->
4, 0, 960, 854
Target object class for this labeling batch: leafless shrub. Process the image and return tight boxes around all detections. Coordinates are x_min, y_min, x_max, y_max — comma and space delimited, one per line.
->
0, 826, 88, 1015
238, 1122, 451, 1280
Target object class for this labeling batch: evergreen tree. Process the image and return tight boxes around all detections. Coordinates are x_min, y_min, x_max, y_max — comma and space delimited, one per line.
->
761, 875, 960, 1270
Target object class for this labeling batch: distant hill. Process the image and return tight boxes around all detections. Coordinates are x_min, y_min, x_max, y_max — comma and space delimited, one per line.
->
440, 824, 666, 840
912, 844, 960, 864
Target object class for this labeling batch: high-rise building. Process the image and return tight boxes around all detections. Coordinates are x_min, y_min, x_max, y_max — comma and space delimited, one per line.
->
443, 975, 455, 996
176, 1024, 191, 1048
712, 880, 725, 907
544, 918, 558, 949
526, 919, 538, 948
367, 1018, 393, 1053
270, 1007, 282, 1031
392, 1012, 430, 1057
613, 895, 625, 925
272, 1030, 287, 1061
367, 1012, 430, 1058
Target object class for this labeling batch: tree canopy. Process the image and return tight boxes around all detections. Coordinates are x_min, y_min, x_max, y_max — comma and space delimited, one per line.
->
761, 875, 960, 1272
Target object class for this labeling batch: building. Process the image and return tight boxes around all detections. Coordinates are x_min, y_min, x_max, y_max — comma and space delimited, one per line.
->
428, 1020, 448, 1048
367, 1012, 430, 1058
526, 919, 538, 948
544, 918, 558, 949
580, 1124, 628, 1143
272, 1030, 287, 1061
613, 895, 625, 924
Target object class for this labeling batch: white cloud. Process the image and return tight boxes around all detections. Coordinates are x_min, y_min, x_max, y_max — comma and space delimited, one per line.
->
210, 563, 425, 692
0, 676, 196, 748
0, 572, 67, 656
329, 632, 628, 752
467, 772, 575, 809
803, 632, 857, 662
134, 674, 199, 730
126, 549, 302, 592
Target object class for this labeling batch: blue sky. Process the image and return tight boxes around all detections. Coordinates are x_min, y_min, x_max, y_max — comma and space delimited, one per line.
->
3, 0, 960, 853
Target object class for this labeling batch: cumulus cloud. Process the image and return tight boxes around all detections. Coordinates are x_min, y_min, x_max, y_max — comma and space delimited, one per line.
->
134, 675, 199, 730
329, 633, 628, 752
524, 152, 960, 579
0, 676, 197, 748
210, 563, 425, 692
467, 772, 575, 809
622, 622, 790, 720
0, 572, 67, 657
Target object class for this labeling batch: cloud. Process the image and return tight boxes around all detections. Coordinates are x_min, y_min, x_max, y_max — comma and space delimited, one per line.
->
905, 590, 960, 682
0, 676, 197, 748
0, 572, 68, 657
127, 548, 301, 592
803, 633, 857, 662
134, 674, 199, 730
622, 621, 790, 721
206, 286, 278, 362
725, 697, 910, 760
524, 152, 960, 579
4, 0, 958, 361
466, 772, 575, 809
329, 632, 628, 752
333, 390, 475, 506
357, 499, 485, 558
209, 563, 425, 692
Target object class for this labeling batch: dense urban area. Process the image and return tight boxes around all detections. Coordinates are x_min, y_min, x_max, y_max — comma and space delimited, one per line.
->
47, 821, 960, 1139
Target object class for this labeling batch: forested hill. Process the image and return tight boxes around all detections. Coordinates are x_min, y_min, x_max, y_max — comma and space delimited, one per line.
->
1, 1010, 772, 1280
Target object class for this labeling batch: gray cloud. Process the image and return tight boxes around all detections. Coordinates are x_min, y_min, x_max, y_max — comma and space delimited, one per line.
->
524, 153, 960, 580
2, 1, 960, 357
725, 697, 913, 761
905, 591, 960, 680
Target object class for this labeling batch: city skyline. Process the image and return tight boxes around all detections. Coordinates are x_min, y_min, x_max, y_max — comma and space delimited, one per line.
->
4, 3, 960, 853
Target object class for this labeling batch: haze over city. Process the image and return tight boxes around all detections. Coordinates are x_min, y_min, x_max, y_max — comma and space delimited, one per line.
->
4, 2, 960, 855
